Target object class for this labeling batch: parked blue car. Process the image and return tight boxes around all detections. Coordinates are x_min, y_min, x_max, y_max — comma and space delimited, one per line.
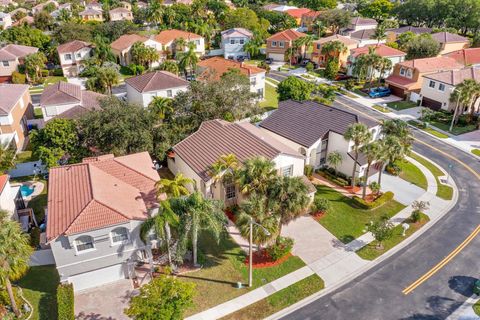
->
368, 87, 391, 98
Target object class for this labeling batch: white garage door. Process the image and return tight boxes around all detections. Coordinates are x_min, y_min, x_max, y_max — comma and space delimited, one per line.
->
69, 264, 126, 292
268, 53, 285, 61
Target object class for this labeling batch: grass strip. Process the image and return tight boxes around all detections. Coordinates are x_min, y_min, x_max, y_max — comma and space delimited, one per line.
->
410, 154, 453, 200
395, 159, 428, 190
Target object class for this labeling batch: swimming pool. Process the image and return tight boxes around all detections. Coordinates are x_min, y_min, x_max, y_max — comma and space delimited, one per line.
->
20, 185, 34, 197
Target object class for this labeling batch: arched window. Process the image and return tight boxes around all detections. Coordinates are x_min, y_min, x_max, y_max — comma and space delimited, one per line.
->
75, 235, 94, 252
111, 227, 129, 244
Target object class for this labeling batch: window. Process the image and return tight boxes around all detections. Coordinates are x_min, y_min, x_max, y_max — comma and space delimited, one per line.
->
281, 165, 293, 177
399, 67, 406, 76
279, 41, 284, 48
257, 88, 263, 96
250, 78, 256, 85
166, 89, 173, 97
239, 39, 244, 45
225, 184, 236, 200
76, 53, 81, 58
271, 41, 277, 47
64, 53, 72, 60
439, 83, 445, 91
230, 39, 235, 44
111, 227, 129, 244
2, 61, 9, 67
316, 44, 321, 50
75, 235, 94, 252
195, 40, 200, 46
406, 69, 413, 78
429, 80, 436, 88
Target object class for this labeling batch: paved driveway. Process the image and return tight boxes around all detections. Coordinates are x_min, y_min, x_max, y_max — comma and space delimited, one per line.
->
75, 280, 135, 320
369, 172, 425, 205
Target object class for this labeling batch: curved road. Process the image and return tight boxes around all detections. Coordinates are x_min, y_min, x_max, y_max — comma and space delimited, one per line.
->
273, 90, 480, 320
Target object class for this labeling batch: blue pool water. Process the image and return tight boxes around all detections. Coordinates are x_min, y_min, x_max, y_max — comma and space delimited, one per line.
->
20, 185, 34, 197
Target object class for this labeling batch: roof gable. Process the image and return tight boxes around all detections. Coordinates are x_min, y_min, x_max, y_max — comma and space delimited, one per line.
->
267, 29, 306, 41
125, 71, 189, 93
0, 84, 28, 115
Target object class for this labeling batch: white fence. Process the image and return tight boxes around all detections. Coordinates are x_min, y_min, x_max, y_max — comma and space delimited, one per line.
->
9, 160, 47, 178
29, 249, 55, 266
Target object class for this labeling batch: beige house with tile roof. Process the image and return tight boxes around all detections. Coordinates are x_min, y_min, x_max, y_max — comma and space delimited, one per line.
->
79, 7, 103, 21
432, 32, 470, 55
109, 7, 133, 21
0, 44, 37, 82
110, 34, 163, 66
311, 34, 359, 67
57, 40, 93, 77
155, 29, 205, 57
266, 29, 307, 62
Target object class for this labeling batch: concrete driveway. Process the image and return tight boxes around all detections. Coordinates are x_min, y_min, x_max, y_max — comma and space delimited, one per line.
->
75, 280, 135, 320
370, 171, 426, 205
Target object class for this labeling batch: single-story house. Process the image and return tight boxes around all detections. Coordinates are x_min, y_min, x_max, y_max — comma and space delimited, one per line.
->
347, 44, 406, 78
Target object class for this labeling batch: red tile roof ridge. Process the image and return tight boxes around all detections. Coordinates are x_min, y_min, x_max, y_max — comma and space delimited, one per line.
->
112, 157, 158, 183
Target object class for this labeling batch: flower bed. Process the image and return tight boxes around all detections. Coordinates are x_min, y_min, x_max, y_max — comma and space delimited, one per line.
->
351, 191, 394, 210
244, 251, 292, 269
224, 207, 238, 223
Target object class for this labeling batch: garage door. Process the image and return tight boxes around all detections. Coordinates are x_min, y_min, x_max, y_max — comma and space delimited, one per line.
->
388, 85, 406, 99
268, 53, 285, 61
69, 264, 126, 292
421, 97, 442, 110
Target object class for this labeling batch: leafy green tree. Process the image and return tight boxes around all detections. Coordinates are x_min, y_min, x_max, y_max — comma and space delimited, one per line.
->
256, 10, 297, 34
131, 41, 160, 69
316, 9, 351, 34
371, 23, 387, 44
243, 39, 261, 59
93, 36, 116, 64
57, 8, 72, 22
149, 97, 174, 122
158, 60, 179, 75
0, 26, 51, 50
344, 123, 372, 187
86, 65, 120, 95
0, 211, 34, 317
358, 0, 394, 21
327, 151, 343, 175
405, 34, 441, 60
124, 274, 195, 320
366, 215, 394, 250
146, 0, 164, 25
224, 8, 270, 40
177, 42, 199, 78
397, 31, 416, 51
300, 0, 337, 10
93, 21, 139, 42
24, 52, 47, 84
320, 40, 347, 65
52, 22, 94, 44
324, 57, 340, 80
34, 11, 54, 30
277, 76, 314, 101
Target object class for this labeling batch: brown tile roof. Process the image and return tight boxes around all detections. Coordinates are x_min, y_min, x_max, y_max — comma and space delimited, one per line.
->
396, 56, 463, 73
173, 119, 302, 182
109, 7, 131, 13
350, 17, 377, 26
197, 57, 265, 81
267, 29, 306, 41
125, 71, 189, 93
51, 91, 105, 120
350, 29, 376, 40
79, 8, 102, 15
57, 40, 92, 54
387, 26, 432, 35
0, 84, 29, 115
423, 67, 480, 86
443, 48, 480, 66
0, 44, 38, 60
350, 44, 405, 58
385, 75, 417, 88
155, 29, 202, 45
285, 8, 311, 18
314, 34, 358, 47
431, 32, 469, 44
46, 152, 159, 241
40, 82, 81, 106
259, 100, 377, 148
110, 34, 147, 51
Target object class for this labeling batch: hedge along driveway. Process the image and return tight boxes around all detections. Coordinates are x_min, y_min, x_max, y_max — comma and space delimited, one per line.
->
315, 185, 406, 243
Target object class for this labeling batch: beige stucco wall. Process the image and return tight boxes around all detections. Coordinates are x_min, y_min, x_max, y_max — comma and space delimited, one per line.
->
439, 42, 469, 55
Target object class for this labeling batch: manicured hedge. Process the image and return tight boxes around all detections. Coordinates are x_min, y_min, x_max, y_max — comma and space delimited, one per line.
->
57, 283, 74, 320
352, 191, 394, 210
30, 227, 41, 248
266, 237, 294, 261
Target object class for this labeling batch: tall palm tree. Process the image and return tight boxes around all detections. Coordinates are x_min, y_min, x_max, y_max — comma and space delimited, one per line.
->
380, 119, 413, 149
146, 0, 163, 26
156, 173, 194, 199
371, 23, 386, 45
375, 138, 389, 186
209, 153, 240, 185
344, 123, 372, 187
174, 37, 187, 57
149, 97, 173, 122
327, 151, 343, 175
377, 57, 392, 85
97, 66, 119, 95
360, 141, 381, 199
237, 156, 277, 195
320, 40, 347, 65
285, 46, 297, 66
178, 42, 199, 78
382, 135, 406, 178
313, 19, 326, 38
0, 211, 33, 317
302, 35, 314, 60
243, 40, 260, 59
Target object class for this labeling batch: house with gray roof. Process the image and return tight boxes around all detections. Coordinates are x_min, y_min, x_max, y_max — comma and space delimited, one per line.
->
259, 100, 381, 179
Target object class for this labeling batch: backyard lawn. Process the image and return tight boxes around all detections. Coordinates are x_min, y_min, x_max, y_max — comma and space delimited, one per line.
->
221, 274, 324, 320
16, 265, 59, 320
181, 233, 306, 316
16, 150, 39, 164
386, 101, 417, 111
260, 83, 278, 110
34, 108, 43, 119
410, 154, 453, 200
315, 185, 406, 243
395, 159, 428, 190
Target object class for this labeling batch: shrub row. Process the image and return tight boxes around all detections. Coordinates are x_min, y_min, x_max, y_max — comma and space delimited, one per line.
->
57, 283, 74, 320
30, 227, 41, 248
266, 237, 294, 261
352, 191, 394, 210
316, 168, 350, 187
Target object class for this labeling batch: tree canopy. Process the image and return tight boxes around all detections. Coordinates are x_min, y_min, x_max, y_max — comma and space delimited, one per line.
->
277, 76, 315, 101
405, 34, 441, 60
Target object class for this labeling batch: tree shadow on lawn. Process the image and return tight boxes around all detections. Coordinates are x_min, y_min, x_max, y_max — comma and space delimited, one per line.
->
399, 295, 463, 320
176, 274, 240, 287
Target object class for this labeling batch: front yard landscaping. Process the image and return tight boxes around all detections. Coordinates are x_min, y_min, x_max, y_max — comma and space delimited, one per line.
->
473, 299, 480, 316
386, 101, 417, 111
408, 120, 449, 138
473, 149, 480, 156
260, 83, 279, 110
356, 213, 430, 260
394, 159, 428, 190
181, 233, 306, 316
220, 274, 324, 320
315, 185, 406, 243
372, 105, 390, 113
410, 154, 453, 200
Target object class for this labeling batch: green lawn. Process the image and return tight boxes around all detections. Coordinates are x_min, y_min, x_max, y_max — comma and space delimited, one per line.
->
220, 274, 324, 320
16, 265, 59, 320
473, 299, 480, 316
260, 83, 279, 110
356, 213, 429, 260
34, 108, 43, 119
395, 159, 428, 190
181, 233, 306, 316
315, 185, 406, 243
410, 154, 453, 200
353, 88, 368, 97
408, 120, 449, 138
16, 150, 39, 163
372, 105, 390, 113
43, 76, 66, 86
472, 149, 480, 156
429, 120, 477, 136
386, 101, 417, 111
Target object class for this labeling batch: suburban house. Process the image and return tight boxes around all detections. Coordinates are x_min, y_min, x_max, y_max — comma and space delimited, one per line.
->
110, 34, 163, 66
0, 0, 17, 8
431, 32, 470, 55
285, 8, 311, 25
300, 10, 322, 32
266, 29, 307, 62
40, 81, 105, 121
0, 12, 12, 29
420, 66, 480, 112
31, 0, 58, 14
443, 48, 480, 66
136, 1, 147, 9
79, 8, 103, 21
109, 7, 133, 21
0, 44, 38, 82
119, 1, 132, 10
167, 119, 310, 206
197, 57, 266, 98
350, 29, 385, 47
51, 3, 72, 18
342, 17, 377, 35
0, 84, 34, 150
270, 4, 298, 12
220, 28, 253, 60
47, 152, 160, 292
125, 71, 189, 108
57, 40, 93, 78
155, 29, 205, 57
385, 56, 463, 100
84, 0, 102, 10
12, 15, 33, 26
347, 44, 406, 78
259, 100, 380, 179
0, 174, 22, 221
385, 26, 432, 42
311, 34, 358, 68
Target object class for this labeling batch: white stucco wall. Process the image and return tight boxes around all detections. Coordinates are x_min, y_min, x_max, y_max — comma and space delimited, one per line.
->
126, 84, 189, 108
222, 35, 251, 59
41, 102, 78, 121
250, 72, 266, 98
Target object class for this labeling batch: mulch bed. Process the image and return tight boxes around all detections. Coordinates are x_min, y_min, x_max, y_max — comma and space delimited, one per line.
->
344, 186, 361, 194
244, 250, 292, 269
310, 211, 326, 221
225, 208, 236, 223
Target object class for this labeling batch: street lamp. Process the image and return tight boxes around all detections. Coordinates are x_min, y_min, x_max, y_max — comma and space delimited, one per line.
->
249, 217, 270, 287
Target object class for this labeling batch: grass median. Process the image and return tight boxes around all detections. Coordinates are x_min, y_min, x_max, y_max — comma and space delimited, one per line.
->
395, 159, 428, 190
410, 154, 453, 200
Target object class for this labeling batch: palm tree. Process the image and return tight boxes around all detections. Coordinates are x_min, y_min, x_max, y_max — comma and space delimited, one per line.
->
377, 57, 392, 85
159, 60, 179, 75
156, 173, 194, 199
174, 37, 187, 57
360, 141, 381, 199
149, 97, 173, 122
320, 40, 347, 65
0, 211, 33, 317
371, 24, 386, 45
178, 42, 199, 78
327, 151, 343, 175
344, 123, 372, 187
382, 135, 407, 179
285, 46, 297, 66
380, 119, 413, 149
243, 40, 260, 59
209, 154, 240, 185
237, 156, 277, 195
24, 52, 47, 83
97, 66, 119, 95
313, 19, 326, 38
93, 36, 115, 64
302, 35, 314, 60
375, 139, 389, 186
146, 0, 163, 26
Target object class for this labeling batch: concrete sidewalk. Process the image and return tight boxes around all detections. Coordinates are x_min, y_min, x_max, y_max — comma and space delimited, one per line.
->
448, 296, 480, 320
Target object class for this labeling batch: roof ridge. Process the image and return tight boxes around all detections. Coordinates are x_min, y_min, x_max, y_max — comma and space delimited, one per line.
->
113, 156, 157, 183
233, 122, 283, 156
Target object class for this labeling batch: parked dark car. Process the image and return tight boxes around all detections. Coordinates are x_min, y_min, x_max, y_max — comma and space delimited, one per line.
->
368, 87, 391, 98
237, 56, 245, 62
186, 74, 196, 81
265, 58, 273, 64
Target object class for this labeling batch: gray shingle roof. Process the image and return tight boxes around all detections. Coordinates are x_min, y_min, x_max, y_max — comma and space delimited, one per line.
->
259, 100, 377, 148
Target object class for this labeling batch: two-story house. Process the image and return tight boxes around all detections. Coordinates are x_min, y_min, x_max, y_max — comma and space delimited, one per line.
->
119, 1, 132, 10
420, 66, 480, 112
385, 26, 433, 43
40, 81, 105, 121
220, 28, 253, 60
197, 57, 266, 98
386, 56, 463, 100
266, 29, 307, 62
31, 0, 58, 14
79, 7, 103, 21
0, 12, 12, 29
431, 32, 470, 55
347, 44, 406, 78
57, 40, 93, 77
0, 84, 34, 150
342, 17, 377, 35
0, 44, 38, 82
350, 29, 385, 47
155, 29, 205, 57
311, 35, 358, 68
125, 71, 189, 108
109, 7, 133, 21
47, 152, 160, 292
285, 8, 311, 25
111, 34, 163, 66
300, 10, 322, 32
